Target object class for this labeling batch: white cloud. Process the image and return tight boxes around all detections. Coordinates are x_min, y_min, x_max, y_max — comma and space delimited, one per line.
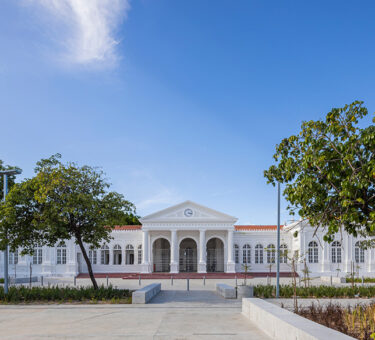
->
137, 188, 183, 212
26, 0, 130, 67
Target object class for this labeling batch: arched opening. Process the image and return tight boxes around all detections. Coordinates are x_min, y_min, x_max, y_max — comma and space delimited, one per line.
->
179, 238, 197, 272
206, 238, 224, 272
113, 244, 122, 265
152, 238, 170, 272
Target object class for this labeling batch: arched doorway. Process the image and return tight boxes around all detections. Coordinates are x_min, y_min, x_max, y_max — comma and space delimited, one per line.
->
153, 238, 170, 272
179, 238, 197, 272
206, 238, 224, 272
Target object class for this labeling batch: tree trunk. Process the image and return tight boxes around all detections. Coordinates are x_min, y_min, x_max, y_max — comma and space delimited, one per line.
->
75, 234, 98, 290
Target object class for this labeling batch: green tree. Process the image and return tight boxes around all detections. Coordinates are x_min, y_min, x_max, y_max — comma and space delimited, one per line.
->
0, 154, 139, 289
264, 101, 375, 242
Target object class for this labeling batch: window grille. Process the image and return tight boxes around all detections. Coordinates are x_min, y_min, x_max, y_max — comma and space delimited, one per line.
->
308, 241, 318, 263
255, 244, 263, 264
355, 241, 365, 263
331, 241, 342, 263
242, 244, 251, 264
234, 244, 239, 264
56, 242, 67, 264
267, 244, 275, 264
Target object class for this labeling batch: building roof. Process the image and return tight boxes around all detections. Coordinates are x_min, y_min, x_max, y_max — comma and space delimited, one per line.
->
234, 225, 284, 231
112, 225, 283, 231
113, 225, 142, 230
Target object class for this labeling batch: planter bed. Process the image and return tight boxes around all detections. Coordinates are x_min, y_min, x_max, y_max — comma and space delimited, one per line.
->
295, 302, 375, 340
0, 285, 132, 304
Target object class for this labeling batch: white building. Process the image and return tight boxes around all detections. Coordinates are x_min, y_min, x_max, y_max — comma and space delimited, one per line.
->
0, 201, 373, 278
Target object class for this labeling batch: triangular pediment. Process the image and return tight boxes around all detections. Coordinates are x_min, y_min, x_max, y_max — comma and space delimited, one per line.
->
140, 200, 238, 224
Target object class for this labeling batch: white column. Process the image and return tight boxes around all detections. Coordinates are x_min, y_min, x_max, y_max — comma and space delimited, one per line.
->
226, 229, 235, 273
198, 229, 207, 273
321, 241, 329, 273
170, 230, 178, 273
141, 230, 151, 273
368, 248, 373, 273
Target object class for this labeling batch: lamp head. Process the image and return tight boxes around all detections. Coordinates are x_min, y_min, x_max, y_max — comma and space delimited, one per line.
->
0, 168, 22, 176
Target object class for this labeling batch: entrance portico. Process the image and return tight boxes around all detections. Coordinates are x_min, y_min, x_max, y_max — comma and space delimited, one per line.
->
139, 201, 238, 274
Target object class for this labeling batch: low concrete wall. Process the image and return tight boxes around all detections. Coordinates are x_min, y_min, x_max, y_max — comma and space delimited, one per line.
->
9, 277, 39, 284
216, 283, 236, 299
242, 298, 354, 340
320, 276, 346, 284
132, 283, 161, 304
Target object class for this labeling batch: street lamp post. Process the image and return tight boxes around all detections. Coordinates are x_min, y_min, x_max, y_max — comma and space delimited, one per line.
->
276, 182, 281, 298
1, 168, 22, 294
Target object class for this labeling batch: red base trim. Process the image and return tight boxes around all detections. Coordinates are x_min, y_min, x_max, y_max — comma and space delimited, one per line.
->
76, 272, 297, 279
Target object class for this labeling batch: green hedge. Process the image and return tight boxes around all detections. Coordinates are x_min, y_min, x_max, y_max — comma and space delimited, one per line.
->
253, 285, 375, 298
0, 285, 131, 303
345, 277, 375, 283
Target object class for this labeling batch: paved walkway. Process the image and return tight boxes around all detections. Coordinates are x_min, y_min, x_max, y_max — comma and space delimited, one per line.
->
0, 290, 270, 340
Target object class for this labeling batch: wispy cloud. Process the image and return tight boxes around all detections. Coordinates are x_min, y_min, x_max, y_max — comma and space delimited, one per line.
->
25, 0, 130, 67
137, 188, 183, 211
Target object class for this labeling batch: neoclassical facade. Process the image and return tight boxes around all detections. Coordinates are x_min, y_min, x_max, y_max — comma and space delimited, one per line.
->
0, 201, 373, 278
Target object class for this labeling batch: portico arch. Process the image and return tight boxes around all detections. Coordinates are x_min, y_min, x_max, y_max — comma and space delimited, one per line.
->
179, 238, 198, 272
206, 237, 224, 272
152, 238, 170, 272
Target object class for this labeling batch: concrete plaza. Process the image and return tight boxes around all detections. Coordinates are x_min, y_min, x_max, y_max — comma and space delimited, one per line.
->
0, 283, 271, 340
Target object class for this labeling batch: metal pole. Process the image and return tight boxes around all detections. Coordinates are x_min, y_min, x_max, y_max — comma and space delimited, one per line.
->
276, 182, 280, 298
3, 174, 8, 295
187, 278, 189, 291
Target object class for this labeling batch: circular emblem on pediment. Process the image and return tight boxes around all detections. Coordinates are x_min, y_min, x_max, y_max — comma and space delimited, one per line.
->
184, 208, 193, 217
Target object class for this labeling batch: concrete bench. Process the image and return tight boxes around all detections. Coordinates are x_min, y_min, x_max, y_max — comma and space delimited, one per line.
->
216, 283, 236, 299
132, 283, 161, 304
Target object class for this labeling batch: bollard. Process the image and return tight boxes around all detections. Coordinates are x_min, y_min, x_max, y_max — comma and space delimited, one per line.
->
41, 276, 43, 287
203, 276, 205, 286
74, 276, 76, 286
106, 275, 109, 287
171, 276, 173, 286
330, 275, 332, 286
187, 278, 190, 291
139, 275, 141, 286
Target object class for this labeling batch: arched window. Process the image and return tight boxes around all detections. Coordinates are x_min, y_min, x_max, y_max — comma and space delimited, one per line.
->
280, 244, 288, 264
9, 249, 18, 265
331, 241, 342, 263
101, 245, 110, 265
125, 244, 134, 265
234, 244, 239, 264
255, 244, 263, 264
242, 244, 251, 264
113, 244, 122, 265
89, 249, 97, 265
308, 241, 318, 263
33, 244, 43, 265
56, 242, 67, 264
267, 244, 276, 264
138, 245, 142, 264
355, 241, 365, 263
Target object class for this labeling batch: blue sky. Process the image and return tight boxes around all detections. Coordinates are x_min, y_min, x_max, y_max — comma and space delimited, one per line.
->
1, 0, 374, 224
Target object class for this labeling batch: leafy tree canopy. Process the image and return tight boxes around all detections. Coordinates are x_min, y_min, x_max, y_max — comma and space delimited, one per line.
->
264, 101, 375, 243
0, 154, 139, 288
